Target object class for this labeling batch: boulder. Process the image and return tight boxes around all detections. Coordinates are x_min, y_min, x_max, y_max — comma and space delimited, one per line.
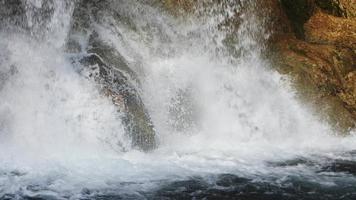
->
68, 0, 157, 151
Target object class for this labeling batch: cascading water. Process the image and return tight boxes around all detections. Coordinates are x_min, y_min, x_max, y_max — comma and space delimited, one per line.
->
1, 0, 356, 199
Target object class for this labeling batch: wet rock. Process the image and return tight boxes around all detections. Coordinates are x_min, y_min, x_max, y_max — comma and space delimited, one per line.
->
78, 39, 156, 151
322, 159, 356, 175
68, 0, 156, 151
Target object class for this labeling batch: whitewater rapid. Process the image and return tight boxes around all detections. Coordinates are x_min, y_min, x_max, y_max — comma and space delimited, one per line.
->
0, 0, 356, 199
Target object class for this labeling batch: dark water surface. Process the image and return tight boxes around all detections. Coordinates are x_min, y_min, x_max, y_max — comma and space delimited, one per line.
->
2, 155, 356, 200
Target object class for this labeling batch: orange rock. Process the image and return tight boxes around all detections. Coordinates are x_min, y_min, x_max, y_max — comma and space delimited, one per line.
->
339, 0, 356, 18
304, 10, 356, 49
269, 0, 356, 129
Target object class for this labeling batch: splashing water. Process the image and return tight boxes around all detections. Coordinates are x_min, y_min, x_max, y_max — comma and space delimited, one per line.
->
0, 0, 356, 199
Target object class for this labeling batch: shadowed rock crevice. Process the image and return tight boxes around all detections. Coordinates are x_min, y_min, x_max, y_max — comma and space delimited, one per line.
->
279, 0, 315, 39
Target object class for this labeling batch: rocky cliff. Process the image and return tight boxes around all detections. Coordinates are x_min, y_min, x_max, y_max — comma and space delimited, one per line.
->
267, 0, 356, 131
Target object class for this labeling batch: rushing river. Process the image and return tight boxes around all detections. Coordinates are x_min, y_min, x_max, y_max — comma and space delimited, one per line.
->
0, 0, 356, 199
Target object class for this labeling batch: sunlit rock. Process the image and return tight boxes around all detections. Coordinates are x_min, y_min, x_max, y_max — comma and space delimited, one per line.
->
267, 0, 356, 131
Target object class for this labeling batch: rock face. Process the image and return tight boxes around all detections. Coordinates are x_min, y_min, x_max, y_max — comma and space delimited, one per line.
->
269, 0, 356, 130
161, 0, 356, 130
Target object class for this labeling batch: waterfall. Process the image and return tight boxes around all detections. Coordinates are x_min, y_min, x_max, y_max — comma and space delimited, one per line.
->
0, 0, 355, 199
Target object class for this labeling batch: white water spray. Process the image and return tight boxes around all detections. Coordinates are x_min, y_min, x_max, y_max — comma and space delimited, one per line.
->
0, 0, 355, 198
